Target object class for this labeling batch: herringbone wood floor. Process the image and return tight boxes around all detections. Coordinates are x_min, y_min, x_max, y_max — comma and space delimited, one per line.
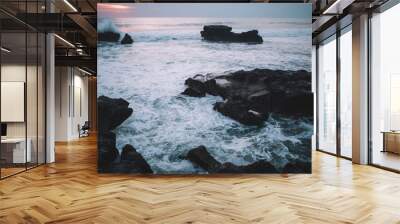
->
1, 135, 400, 224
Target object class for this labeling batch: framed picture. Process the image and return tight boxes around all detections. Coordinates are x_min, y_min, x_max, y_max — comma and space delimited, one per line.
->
97, 3, 313, 174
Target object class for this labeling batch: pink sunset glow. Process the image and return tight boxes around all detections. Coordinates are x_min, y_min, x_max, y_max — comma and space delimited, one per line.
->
98, 4, 131, 10
98, 4, 133, 18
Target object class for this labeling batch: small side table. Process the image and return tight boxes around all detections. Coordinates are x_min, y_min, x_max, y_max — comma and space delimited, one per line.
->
381, 131, 400, 154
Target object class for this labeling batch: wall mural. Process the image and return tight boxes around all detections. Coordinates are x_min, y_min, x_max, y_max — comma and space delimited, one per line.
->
97, 3, 313, 174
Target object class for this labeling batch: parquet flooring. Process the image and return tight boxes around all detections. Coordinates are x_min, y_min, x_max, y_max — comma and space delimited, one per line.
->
1, 135, 400, 223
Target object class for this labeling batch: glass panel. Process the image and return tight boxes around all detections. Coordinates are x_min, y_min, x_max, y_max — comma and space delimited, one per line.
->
0, 1, 46, 178
318, 35, 337, 154
38, 32, 45, 165
371, 4, 400, 171
340, 28, 352, 158
1, 31, 27, 177
27, 31, 38, 169
26, 0, 39, 169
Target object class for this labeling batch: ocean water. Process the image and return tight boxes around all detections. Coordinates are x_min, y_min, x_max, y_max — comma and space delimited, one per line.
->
98, 17, 313, 173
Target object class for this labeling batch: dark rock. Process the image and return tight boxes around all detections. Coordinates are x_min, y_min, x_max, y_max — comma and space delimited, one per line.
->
204, 25, 232, 33
201, 25, 263, 44
182, 87, 206, 97
121, 33, 134, 44
182, 78, 207, 97
218, 162, 242, 173
98, 96, 133, 133
204, 79, 223, 96
98, 132, 118, 165
187, 146, 222, 172
241, 160, 278, 173
279, 92, 314, 117
98, 31, 120, 42
107, 155, 152, 173
185, 77, 206, 91
282, 160, 311, 173
97, 96, 153, 174
214, 101, 267, 126
117, 144, 153, 173
216, 161, 277, 173
187, 146, 277, 173
182, 69, 312, 125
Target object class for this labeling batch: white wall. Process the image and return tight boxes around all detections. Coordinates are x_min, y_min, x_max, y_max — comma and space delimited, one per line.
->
55, 67, 70, 141
72, 72, 89, 138
55, 67, 89, 141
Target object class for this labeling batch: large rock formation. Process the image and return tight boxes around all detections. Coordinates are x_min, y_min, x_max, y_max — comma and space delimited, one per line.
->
182, 69, 313, 126
187, 146, 278, 173
98, 96, 153, 173
110, 144, 153, 173
200, 25, 263, 44
98, 96, 133, 133
98, 31, 120, 42
121, 34, 134, 44
187, 145, 310, 173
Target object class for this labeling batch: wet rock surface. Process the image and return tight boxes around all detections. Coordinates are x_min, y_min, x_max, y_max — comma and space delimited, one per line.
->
182, 69, 313, 126
98, 31, 120, 42
201, 25, 263, 44
98, 96, 153, 173
187, 146, 278, 173
121, 34, 134, 44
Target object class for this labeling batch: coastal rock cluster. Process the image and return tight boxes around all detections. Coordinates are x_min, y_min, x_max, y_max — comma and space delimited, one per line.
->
182, 69, 313, 125
187, 146, 277, 173
98, 32, 134, 44
97, 96, 311, 173
98, 25, 261, 45
186, 146, 310, 173
201, 25, 263, 44
180, 68, 312, 173
98, 96, 152, 173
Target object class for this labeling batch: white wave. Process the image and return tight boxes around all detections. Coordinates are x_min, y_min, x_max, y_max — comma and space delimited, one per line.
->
98, 19, 120, 33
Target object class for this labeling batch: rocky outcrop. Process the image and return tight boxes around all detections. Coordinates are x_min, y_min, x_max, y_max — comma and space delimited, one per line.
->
98, 96, 133, 133
187, 146, 221, 172
182, 69, 313, 126
98, 31, 121, 42
98, 96, 153, 173
121, 34, 134, 44
187, 145, 311, 173
187, 146, 278, 173
181, 76, 207, 97
214, 101, 266, 126
98, 131, 118, 166
201, 25, 263, 44
109, 145, 152, 173
98, 32, 134, 44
